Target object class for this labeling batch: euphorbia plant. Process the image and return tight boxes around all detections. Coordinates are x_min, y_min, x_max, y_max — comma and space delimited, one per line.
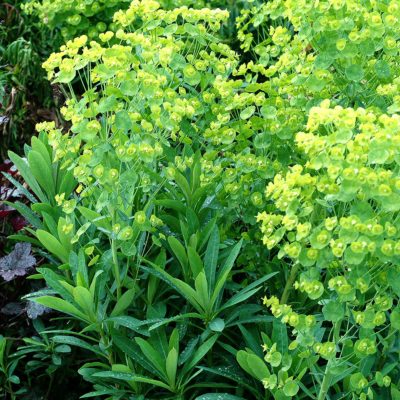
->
252, 103, 400, 399
203, 0, 400, 256
5, 2, 275, 398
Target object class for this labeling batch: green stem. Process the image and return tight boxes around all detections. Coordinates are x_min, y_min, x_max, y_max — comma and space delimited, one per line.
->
110, 207, 122, 300
280, 264, 300, 304
45, 373, 55, 399
7, 380, 15, 400
112, 238, 121, 300
318, 361, 333, 400
100, 329, 114, 366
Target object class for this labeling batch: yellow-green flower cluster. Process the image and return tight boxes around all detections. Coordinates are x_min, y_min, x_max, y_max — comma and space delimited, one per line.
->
114, 0, 229, 30
23, 0, 220, 40
232, 0, 400, 165
263, 296, 322, 355
23, 0, 131, 39
38, 1, 240, 256
259, 104, 400, 271
41, 1, 238, 193
258, 104, 400, 388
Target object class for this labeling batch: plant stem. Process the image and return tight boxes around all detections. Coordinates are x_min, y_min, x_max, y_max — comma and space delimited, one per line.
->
318, 361, 333, 400
110, 207, 122, 300
45, 373, 54, 400
7, 381, 15, 400
280, 263, 300, 304
112, 238, 121, 300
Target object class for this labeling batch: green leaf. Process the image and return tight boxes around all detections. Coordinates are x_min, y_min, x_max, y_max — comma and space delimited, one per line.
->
194, 271, 209, 310
135, 337, 167, 379
375, 60, 391, 80
345, 65, 364, 82
140, 263, 204, 314
322, 301, 344, 323
196, 395, 246, 400
4, 201, 42, 229
240, 106, 256, 120
236, 350, 270, 380
168, 236, 188, 272
305, 75, 326, 92
9, 375, 20, 385
210, 239, 243, 308
198, 218, 217, 251
169, 328, 179, 352
7, 234, 41, 247
114, 110, 132, 133
283, 380, 299, 397
187, 246, 204, 278
98, 95, 118, 113
78, 207, 111, 230
37, 268, 74, 302
72, 286, 94, 319
199, 365, 255, 394
92, 371, 171, 390
260, 105, 277, 119
272, 320, 288, 356
107, 316, 149, 336
58, 169, 76, 197
2, 172, 37, 203
220, 272, 277, 312
154, 199, 186, 214
110, 288, 136, 317
28, 150, 55, 198
112, 334, 159, 376
184, 23, 199, 36
80, 389, 127, 398
8, 151, 47, 202
390, 307, 400, 330
209, 318, 225, 332
56, 69, 76, 83
43, 212, 58, 237
181, 335, 218, 376
147, 313, 201, 331
391, 385, 400, 400
174, 171, 192, 202
52, 335, 105, 357
120, 79, 138, 96
166, 348, 178, 387
349, 372, 367, 391
204, 226, 219, 295
36, 230, 69, 263
344, 247, 365, 266
368, 146, 389, 164
31, 136, 52, 167
190, 154, 201, 192
238, 325, 263, 357
58, 217, 73, 251
380, 194, 400, 212
33, 296, 88, 322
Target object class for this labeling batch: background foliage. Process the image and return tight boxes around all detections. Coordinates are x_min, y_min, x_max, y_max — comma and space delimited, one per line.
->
0, 0, 61, 158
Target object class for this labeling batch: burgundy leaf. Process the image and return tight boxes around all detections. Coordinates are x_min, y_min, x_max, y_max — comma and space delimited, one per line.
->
0, 159, 13, 173
0, 204, 14, 218
10, 215, 27, 232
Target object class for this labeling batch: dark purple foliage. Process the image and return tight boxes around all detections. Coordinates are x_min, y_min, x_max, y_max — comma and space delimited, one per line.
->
0, 242, 36, 281
26, 301, 51, 319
